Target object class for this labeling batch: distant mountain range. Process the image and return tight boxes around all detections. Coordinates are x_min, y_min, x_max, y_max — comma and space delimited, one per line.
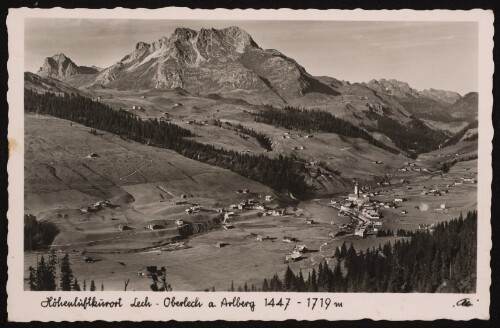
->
29, 26, 478, 154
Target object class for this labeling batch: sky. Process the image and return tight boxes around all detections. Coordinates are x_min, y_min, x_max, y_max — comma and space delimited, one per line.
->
25, 19, 478, 95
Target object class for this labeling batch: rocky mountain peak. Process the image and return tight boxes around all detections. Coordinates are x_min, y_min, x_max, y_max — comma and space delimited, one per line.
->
52, 53, 68, 62
171, 27, 198, 42
135, 42, 150, 50
37, 53, 98, 80
365, 79, 420, 98
420, 88, 462, 104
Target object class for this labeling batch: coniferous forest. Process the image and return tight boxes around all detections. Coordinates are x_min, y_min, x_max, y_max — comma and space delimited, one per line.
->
365, 114, 448, 155
24, 90, 310, 197
254, 106, 399, 154
257, 211, 477, 293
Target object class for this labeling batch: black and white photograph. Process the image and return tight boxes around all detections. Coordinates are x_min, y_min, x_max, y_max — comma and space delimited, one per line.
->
6, 7, 493, 321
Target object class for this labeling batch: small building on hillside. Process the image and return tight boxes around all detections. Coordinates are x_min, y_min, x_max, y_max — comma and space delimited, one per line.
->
118, 224, 133, 231
265, 195, 274, 201
355, 227, 367, 238
175, 219, 184, 226
294, 244, 308, 253
146, 224, 164, 230
282, 236, 296, 243
272, 209, 285, 216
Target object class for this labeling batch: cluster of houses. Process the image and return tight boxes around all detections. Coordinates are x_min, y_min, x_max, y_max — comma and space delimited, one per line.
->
333, 183, 393, 238
80, 200, 111, 213
418, 223, 435, 232
397, 162, 429, 173
421, 188, 446, 196
185, 204, 202, 215
185, 119, 209, 126
459, 177, 477, 184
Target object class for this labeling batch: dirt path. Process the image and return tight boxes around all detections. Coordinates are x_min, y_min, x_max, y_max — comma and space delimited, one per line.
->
119, 159, 153, 180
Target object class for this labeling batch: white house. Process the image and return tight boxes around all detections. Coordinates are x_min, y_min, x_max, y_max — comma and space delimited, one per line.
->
354, 227, 367, 238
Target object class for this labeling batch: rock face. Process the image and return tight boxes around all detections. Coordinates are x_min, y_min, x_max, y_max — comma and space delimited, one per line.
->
364, 79, 464, 105
364, 79, 420, 99
59, 26, 338, 105
420, 88, 461, 104
448, 92, 478, 121
37, 53, 98, 79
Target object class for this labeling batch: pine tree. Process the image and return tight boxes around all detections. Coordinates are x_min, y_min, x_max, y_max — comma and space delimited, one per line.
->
83, 279, 86, 291
59, 253, 73, 291
340, 242, 348, 259
28, 266, 37, 291
72, 278, 81, 291
332, 259, 343, 292
90, 280, 96, 291
284, 265, 294, 291
262, 278, 269, 292
230, 281, 235, 292
101, 282, 104, 291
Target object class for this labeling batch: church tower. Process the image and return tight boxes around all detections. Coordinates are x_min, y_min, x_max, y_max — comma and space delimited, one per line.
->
354, 183, 359, 198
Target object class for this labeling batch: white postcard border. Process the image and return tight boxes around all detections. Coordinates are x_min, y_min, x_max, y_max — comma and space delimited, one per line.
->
7, 7, 493, 322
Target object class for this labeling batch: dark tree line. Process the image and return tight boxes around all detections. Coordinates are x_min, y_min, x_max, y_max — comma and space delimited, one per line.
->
25, 90, 310, 197
219, 120, 273, 151
259, 211, 476, 293
441, 159, 458, 173
463, 133, 478, 142
24, 214, 59, 251
365, 113, 448, 156
28, 251, 110, 291
254, 106, 398, 154
28, 251, 88, 291
442, 120, 479, 148
376, 229, 414, 237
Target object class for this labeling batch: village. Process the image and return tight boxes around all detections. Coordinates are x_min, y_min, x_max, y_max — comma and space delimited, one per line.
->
71, 155, 478, 274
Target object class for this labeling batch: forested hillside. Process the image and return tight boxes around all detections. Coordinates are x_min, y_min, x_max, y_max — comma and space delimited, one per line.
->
258, 211, 477, 293
254, 106, 399, 154
25, 90, 310, 197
